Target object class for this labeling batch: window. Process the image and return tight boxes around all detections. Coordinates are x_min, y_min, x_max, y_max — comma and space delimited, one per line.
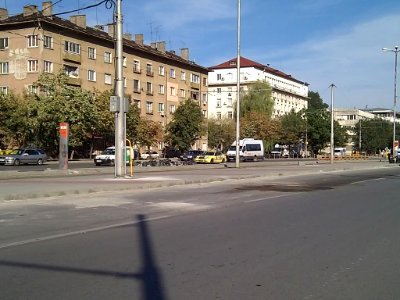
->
64, 41, 80, 54
146, 63, 153, 76
28, 60, 38, 72
43, 35, 53, 49
170, 86, 176, 96
159, 65, 165, 76
64, 65, 78, 77
217, 73, 222, 80
158, 103, 165, 112
146, 101, 153, 114
227, 111, 233, 119
104, 52, 112, 63
0, 62, 9, 74
133, 79, 140, 92
0, 86, 8, 94
217, 88, 221, 94
27, 85, 38, 95
170, 68, 176, 78
169, 104, 176, 113
123, 77, 127, 88
159, 85, 165, 95
180, 71, 186, 81
104, 73, 112, 85
191, 73, 200, 83
180, 89, 186, 98
133, 60, 140, 73
202, 110, 207, 117
43, 60, 53, 73
88, 70, 96, 81
216, 98, 221, 107
202, 93, 207, 102
227, 98, 233, 107
203, 77, 207, 86
27, 35, 38, 47
0, 37, 9, 49
123, 56, 127, 67
88, 47, 96, 59
134, 100, 141, 108
146, 82, 153, 94
217, 112, 221, 119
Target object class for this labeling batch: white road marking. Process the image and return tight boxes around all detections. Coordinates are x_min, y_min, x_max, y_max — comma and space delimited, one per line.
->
350, 177, 384, 185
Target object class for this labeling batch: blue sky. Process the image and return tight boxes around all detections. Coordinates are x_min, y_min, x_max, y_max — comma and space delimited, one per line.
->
3, 0, 400, 109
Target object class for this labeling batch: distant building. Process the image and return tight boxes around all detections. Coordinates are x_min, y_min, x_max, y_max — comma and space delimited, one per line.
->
207, 56, 309, 119
0, 1, 209, 150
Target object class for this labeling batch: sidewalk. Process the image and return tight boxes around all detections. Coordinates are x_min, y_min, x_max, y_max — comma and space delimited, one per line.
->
0, 159, 393, 201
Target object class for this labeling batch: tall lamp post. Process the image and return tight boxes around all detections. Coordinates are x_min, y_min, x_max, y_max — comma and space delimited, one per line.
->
329, 84, 336, 164
235, 0, 241, 168
382, 46, 399, 160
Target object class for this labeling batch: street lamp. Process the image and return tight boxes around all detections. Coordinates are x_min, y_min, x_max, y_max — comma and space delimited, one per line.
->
329, 84, 336, 164
382, 46, 399, 160
235, 0, 241, 168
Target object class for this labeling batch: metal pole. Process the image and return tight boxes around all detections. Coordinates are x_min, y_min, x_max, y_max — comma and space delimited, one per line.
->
359, 118, 362, 153
393, 47, 398, 158
115, 0, 125, 177
235, 0, 241, 168
330, 84, 336, 164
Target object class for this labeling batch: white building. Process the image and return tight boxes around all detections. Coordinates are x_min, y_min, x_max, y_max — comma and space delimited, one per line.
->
207, 56, 309, 119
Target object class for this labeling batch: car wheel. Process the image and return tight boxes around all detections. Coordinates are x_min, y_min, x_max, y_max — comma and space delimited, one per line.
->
210, 159, 214, 164
37, 158, 43, 165
14, 159, 20, 166
253, 156, 258, 162
222, 158, 226, 163
110, 159, 115, 166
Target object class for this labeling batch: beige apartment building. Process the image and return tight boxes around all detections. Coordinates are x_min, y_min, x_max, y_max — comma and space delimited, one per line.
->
0, 2, 209, 150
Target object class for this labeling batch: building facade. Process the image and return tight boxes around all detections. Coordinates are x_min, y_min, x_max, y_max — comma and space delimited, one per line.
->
207, 57, 309, 119
0, 2, 209, 150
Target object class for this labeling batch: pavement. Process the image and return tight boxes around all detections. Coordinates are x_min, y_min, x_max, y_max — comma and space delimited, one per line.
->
0, 158, 396, 202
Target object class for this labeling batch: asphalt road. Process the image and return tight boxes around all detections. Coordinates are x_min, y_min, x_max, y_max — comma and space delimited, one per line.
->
1, 167, 400, 299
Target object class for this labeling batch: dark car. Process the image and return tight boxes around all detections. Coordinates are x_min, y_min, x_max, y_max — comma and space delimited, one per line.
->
162, 148, 182, 159
180, 150, 204, 161
0, 148, 48, 165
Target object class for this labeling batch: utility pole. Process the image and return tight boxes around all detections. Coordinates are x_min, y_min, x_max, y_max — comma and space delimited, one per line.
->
114, 0, 126, 177
330, 84, 336, 164
359, 118, 362, 154
235, 0, 241, 168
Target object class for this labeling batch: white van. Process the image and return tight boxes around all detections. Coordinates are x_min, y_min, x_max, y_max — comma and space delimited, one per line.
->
226, 138, 264, 162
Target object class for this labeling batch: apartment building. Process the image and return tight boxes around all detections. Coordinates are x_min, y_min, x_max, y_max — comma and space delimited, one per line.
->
208, 57, 309, 119
0, 2, 209, 150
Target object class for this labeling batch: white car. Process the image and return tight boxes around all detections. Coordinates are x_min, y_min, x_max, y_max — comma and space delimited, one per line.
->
141, 151, 159, 160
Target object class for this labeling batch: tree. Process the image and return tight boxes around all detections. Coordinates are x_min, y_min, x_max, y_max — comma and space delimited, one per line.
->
352, 119, 393, 154
165, 99, 205, 152
280, 109, 305, 146
235, 80, 273, 119
308, 91, 329, 110
207, 118, 236, 150
136, 117, 163, 152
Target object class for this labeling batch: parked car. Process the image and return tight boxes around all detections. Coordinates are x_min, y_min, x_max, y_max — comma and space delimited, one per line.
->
0, 148, 48, 165
180, 150, 204, 161
194, 151, 226, 164
162, 148, 182, 159
94, 146, 139, 166
141, 151, 160, 160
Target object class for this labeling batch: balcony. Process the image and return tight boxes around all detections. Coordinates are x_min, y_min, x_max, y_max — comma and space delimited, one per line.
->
190, 82, 200, 89
146, 70, 154, 77
146, 90, 153, 96
133, 67, 141, 74
63, 52, 81, 64
66, 77, 81, 86
133, 88, 141, 94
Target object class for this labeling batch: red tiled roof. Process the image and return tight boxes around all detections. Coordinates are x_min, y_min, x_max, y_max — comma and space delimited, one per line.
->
209, 56, 306, 84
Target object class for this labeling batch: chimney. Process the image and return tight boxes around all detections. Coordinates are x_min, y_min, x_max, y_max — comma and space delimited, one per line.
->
0, 8, 8, 20
180, 48, 189, 60
150, 42, 156, 49
108, 24, 116, 38
135, 34, 144, 46
69, 15, 86, 28
123, 33, 132, 41
23, 5, 38, 16
157, 41, 166, 53
94, 25, 104, 31
41, 1, 52, 17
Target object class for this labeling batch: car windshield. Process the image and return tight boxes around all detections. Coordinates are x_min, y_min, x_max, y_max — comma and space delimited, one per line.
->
102, 149, 115, 155
204, 151, 215, 156
228, 146, 242, 151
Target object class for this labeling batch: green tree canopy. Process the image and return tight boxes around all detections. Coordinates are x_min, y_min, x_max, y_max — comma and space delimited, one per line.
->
165, 99, 205, 152
207, 118, 236, 150
235, 80, 273, 119
352, 119, 393, 154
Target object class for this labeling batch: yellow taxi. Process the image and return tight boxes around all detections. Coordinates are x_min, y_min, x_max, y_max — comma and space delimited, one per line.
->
194, 151, 226, 164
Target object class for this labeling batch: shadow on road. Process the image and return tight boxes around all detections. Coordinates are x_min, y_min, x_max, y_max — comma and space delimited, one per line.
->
0, 214, 167, 300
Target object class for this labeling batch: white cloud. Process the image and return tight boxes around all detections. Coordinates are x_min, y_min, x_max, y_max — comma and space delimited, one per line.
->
263, 13, 400, 108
